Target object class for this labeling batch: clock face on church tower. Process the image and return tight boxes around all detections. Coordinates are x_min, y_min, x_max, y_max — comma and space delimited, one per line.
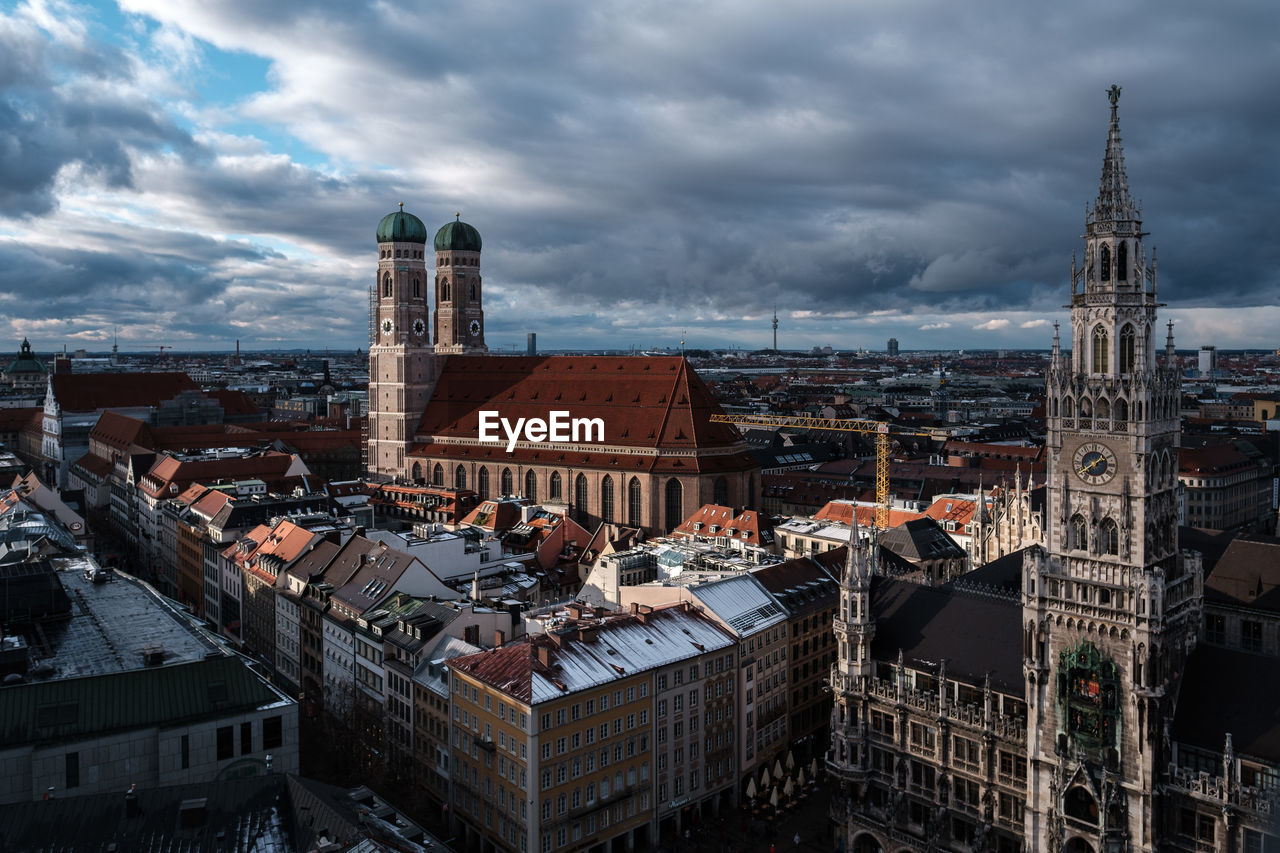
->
1073, 442, 1117, 485
380, 318, 393, 336
469, 319, 481, 338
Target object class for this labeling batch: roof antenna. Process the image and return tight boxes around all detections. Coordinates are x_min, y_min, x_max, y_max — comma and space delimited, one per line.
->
680, 330, 686, 357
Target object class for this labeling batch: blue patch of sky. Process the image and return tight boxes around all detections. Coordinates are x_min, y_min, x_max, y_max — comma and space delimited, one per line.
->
82, 0, 330, 168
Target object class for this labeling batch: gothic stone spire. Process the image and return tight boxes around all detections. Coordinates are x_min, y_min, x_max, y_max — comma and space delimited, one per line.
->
1094, 84, 1136, 226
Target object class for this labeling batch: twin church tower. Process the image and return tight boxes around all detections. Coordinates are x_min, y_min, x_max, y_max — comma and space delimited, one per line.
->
368, 209, 487, 473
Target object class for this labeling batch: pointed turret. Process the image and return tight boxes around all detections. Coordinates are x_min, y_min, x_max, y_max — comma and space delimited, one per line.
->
1093, 84, 1136, 227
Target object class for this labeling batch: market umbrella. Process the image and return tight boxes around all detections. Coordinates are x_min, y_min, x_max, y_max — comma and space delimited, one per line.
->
809, 758, 819, 777
798, 768, 808, 787
770, 787, 780, 808
746, 778, 758, 799
761, 766, 771, 787
774, 759, 784, 778
784, 777, 795, 798
786, 751, 796, 770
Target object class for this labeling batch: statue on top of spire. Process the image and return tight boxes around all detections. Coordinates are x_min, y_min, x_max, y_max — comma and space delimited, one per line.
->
1108, 84, 1121, 107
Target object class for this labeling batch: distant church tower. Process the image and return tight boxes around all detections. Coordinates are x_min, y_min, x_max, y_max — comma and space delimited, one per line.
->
1022, 87, 1201, 853
433, 215, 487, 354
368, 204, 434, 477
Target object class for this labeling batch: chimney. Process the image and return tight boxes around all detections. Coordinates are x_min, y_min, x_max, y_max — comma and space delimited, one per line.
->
124, 784, 140, 819
494, 630, 506, 648
577, 625, 598, 643
536, 645, 554, 667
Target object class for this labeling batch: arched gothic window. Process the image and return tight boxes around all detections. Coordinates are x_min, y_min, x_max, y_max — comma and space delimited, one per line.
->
1100, 244, 1111, 281
432, 463, 443, 487
628, 477, 642, 527
524, 470, 538, 502
665, 479, 683, 531
713, 476, 728, 506
455, 465, 467, 490
1096, 397, 1111, 421
601, 475, 615, 523
1119, 325, 1135, 374
1099, 518, 1119, 555
441, 278, 451, 302
413, 278, 421, 298
383, 273, 392, 298
477, 466, 490, 499
1092, 326, 1109, 374
1114, 398, 1128, 421
501, 467, 513, 496
469, 283, 476, 301
1071, 514, 1087, 551
549, 471, 562, 501
1065, 787, 1099, 823
575, 473, 588, 521
1116, 241, 1128, 281
411, 462, 422, 482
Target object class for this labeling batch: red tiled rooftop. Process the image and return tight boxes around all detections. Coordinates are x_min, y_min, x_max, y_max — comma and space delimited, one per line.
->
51, 372, 199, 412
416, 356, 746, 452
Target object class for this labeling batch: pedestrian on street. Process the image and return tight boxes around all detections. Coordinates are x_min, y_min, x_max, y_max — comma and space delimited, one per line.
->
794, 832, 802, 847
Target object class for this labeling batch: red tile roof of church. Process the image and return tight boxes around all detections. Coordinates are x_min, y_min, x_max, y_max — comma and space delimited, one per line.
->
90, 411, 155, 452
50, 372, 199, 412
415, 356, 746, 452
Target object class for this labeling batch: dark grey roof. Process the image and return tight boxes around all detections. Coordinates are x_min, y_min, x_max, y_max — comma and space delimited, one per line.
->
1172, 644, 1280, 763
1201, 533, 1280, 613
944, 548, 1029, 595
880, 518, 965, 562
0, 773, 292, 852
870, 577, 1023, 694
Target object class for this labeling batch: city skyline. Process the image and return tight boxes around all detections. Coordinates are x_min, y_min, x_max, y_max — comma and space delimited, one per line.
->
2, 0, 1278, 353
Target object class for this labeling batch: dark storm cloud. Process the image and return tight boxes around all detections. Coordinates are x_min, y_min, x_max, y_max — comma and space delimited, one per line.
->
0, 15, 197, 217
5, 0, 1280, 349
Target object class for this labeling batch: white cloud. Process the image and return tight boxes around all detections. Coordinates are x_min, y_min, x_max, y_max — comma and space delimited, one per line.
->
974, 318, 1011, 331
919, 321, 952, 330
1020, 319, 1050, 329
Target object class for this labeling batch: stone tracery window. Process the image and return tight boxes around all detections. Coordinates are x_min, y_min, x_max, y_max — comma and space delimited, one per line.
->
1092, 325, 1109, 374
1070, 514, 1087, 551
601, 475, 614, 522
1100, 244, 1111, 281
1099, 518, 1119, 555
628, 477, 642, 527
1119, 324, 1135, 374
1116, 241, 1128, 281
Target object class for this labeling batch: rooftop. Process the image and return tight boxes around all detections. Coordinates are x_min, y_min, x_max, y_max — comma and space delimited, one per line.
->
23, 556, 223, 681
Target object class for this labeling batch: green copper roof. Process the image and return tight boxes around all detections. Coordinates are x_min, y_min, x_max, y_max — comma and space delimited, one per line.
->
434, 217, 482, 252
376, 205, 428, 244
3, 338, 45, 376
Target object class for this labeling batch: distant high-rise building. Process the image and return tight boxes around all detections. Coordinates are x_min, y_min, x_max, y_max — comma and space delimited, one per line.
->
1198, 344, 1217, 378
772, 304, 779, 351
527, 332, 536, 356
887, 337, 899, 357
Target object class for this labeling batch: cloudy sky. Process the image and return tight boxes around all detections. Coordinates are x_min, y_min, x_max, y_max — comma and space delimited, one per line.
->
2, 0, 1278, 354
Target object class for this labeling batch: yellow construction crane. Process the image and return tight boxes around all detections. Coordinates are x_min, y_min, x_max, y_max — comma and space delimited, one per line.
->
710, 413, 936, 529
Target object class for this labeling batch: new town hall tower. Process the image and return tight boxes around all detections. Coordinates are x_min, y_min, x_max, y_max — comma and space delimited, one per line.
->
1021, 85, 1200, 852
828, 91, 1280, 853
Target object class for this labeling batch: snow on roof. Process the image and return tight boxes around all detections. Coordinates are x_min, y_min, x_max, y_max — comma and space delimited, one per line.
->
689, 573, 787, 636
454, 606, 734, 705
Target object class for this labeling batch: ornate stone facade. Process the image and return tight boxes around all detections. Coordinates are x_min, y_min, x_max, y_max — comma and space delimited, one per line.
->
827, 91, 1280, 853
